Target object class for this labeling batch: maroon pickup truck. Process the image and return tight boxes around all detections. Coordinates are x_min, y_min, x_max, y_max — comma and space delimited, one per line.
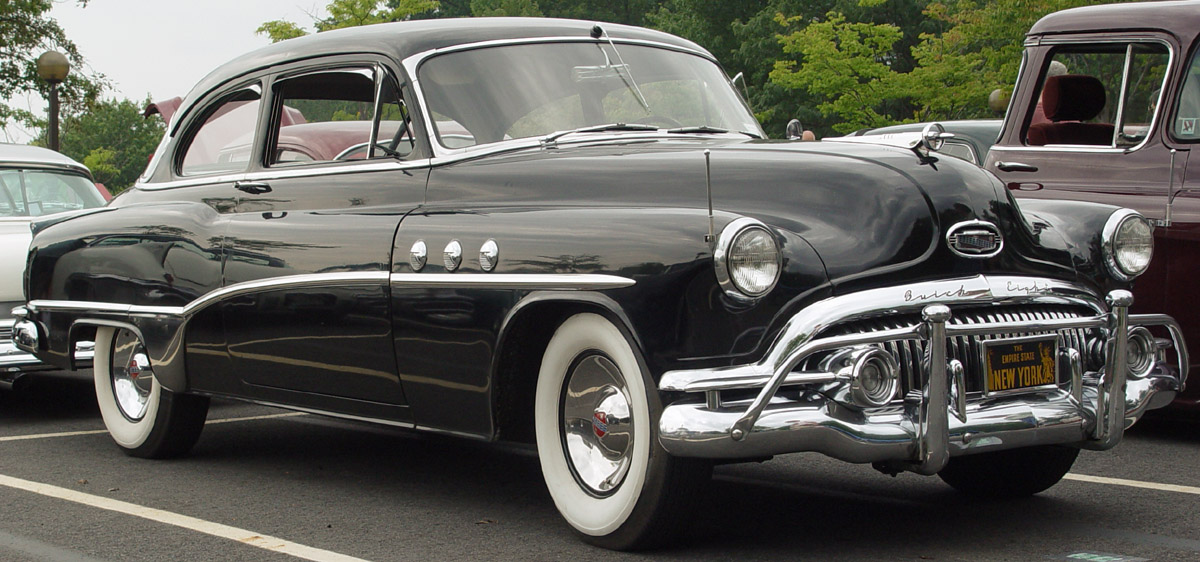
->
987, 0, 1200, 413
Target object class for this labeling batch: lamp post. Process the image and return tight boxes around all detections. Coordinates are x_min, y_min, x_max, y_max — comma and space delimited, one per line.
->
36, 51, 71, 152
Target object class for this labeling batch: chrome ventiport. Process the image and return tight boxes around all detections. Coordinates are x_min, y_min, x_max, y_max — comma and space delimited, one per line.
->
443, 240, 463, 271
479, 239, 499, 272
409, 240, 428, 272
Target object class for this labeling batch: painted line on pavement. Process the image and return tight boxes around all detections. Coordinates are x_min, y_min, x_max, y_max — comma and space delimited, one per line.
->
0, 412, 306, 443
1065, 473, 1200, 495
0, 474, 369, 562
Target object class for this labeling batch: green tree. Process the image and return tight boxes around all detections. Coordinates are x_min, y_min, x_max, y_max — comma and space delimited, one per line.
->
34, 97, 165, 193
470, 0, 542, 16
257, 0, 440, 42
770, 0, 1132, 134
1, 0, 106, 134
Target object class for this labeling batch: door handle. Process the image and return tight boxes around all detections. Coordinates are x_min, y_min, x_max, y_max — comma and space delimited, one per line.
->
234, 181, 272, 195
1007, 182, 1043, 191
995, 161, 1038, 173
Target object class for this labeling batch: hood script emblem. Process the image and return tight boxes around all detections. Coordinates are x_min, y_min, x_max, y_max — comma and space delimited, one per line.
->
947, 220, 1003, 258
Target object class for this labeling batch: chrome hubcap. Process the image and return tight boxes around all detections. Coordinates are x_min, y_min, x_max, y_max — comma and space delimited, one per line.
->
561, 353, 633, 496
110, 330, 153, 421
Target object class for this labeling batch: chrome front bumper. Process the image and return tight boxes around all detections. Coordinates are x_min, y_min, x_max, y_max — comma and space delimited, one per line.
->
657, 276, 1188, 474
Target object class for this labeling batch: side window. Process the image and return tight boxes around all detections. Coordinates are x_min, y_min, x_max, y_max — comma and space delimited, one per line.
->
1174, 48, 1200, 141
180, 86, 263, 176
269, 67, 414, 166
1026, 42, 1168, 148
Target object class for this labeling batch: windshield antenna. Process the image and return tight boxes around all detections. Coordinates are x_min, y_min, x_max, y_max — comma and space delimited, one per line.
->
591, 24, 651, 113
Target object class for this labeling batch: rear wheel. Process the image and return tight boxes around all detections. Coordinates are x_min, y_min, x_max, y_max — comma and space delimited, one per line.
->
93, 327, 209, 458
938, 445, 1079, 497
534, 313, 710, 550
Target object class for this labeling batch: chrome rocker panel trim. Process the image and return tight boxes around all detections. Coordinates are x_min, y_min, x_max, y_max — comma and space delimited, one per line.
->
657, 275, 1188, 474
16, 272, 635, 393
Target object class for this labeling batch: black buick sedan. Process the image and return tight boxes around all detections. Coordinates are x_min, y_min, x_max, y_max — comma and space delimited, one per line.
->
13, 18, 1187, 550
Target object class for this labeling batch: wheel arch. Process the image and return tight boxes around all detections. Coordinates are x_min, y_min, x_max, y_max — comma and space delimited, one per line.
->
69, 317, 189, 392
490, 291, 643, 444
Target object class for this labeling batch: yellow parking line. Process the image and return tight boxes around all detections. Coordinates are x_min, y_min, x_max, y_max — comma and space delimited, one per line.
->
0, 412, 306, 443
0, 474, 369, 562
1065, 473, 1200, 495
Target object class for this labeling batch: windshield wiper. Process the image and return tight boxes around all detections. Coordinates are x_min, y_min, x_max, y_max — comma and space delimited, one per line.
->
667, 126, 763, 139
541, 123, 660, 147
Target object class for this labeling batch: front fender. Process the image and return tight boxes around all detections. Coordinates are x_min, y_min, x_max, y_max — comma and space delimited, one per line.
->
1016, 198, 1126, 292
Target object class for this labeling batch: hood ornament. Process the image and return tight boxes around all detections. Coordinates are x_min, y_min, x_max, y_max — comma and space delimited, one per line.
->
947, 220, 1003, 258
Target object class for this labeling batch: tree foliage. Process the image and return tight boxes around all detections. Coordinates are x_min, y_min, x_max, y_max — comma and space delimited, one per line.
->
770, 0, 1131, 134
257, 0, 440, 42
33, 98, 165, 193
1, 0, 106, 134
251, 0, 1133, 137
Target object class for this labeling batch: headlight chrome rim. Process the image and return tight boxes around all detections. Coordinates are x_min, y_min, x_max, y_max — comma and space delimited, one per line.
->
1102, 209, 1154, 282
714, 218, 782, 302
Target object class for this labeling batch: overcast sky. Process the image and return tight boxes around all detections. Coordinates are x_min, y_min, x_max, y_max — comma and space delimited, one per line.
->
4, 0, 328, 142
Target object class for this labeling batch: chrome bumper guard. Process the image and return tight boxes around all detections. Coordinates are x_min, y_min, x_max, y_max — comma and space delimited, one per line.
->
3, 313, 94, 383
657, 276, 1188, 474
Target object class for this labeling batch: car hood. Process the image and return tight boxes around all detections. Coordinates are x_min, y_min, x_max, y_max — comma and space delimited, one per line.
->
431, 137, 1063, 293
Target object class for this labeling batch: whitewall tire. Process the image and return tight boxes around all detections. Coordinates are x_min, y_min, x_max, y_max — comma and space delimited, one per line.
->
534, 313, 710, 550
93, 326, 209, 458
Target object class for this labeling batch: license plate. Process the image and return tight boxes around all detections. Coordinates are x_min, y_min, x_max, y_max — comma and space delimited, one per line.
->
983, 335, 1058, 396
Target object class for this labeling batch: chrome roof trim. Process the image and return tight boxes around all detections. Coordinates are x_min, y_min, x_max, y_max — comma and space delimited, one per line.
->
136, 159, 429, 191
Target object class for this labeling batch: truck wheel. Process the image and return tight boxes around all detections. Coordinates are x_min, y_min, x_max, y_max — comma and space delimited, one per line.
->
93, 327, 209, 458
938, 445, 1079, 497
534, 313, 711, 550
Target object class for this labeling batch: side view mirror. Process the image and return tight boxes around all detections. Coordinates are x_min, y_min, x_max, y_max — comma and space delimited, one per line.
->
786, 119, 804, 140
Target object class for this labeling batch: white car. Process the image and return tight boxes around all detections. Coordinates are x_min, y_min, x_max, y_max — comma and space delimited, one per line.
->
1, 143, 107, 391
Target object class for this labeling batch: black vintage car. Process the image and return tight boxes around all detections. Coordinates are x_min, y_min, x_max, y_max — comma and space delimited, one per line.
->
12, 18, 1188, 549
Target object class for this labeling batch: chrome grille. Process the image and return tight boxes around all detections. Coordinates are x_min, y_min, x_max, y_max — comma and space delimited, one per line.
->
818, 304, 1098, 395
0, 326, 12, 341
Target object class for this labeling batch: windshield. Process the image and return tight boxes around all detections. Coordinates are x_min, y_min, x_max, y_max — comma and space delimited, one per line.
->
0, 168, 105, 217
417, 42, 763, 149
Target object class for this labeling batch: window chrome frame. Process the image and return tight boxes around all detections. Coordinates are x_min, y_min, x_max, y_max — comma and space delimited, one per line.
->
1010, 36, 1175, 154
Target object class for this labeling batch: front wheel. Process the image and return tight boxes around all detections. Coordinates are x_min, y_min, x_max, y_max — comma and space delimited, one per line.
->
93, 327, 209, 458
938, 445, 1079, 498
534, 313, 710, 550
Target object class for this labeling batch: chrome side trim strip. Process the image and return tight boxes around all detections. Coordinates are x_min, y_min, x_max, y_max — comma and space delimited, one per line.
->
25, 272, 634, 320
26, 272, 393, 319
389, 273, 635, 290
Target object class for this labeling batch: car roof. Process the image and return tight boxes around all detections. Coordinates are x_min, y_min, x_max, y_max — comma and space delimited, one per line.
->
0, 143, 92, 177
180, 17, 710, 124
1029, 0, 1200, 45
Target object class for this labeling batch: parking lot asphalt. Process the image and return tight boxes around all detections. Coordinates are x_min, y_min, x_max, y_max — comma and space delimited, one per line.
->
3, 371, 1199, 561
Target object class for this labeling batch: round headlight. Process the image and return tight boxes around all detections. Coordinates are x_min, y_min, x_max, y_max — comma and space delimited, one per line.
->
1103, 210, 1153, 281
714, 218, 781, 301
